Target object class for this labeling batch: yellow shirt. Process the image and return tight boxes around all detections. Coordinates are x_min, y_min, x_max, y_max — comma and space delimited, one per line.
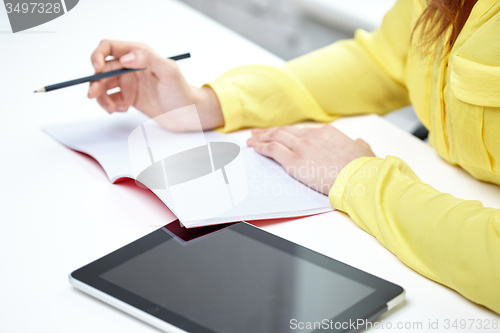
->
207, 0, 500, 313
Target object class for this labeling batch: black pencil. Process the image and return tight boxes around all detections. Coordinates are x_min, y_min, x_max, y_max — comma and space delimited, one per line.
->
34, 52, 191, 93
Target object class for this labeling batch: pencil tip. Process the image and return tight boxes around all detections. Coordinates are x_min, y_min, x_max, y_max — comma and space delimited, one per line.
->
33, 90, 37, 93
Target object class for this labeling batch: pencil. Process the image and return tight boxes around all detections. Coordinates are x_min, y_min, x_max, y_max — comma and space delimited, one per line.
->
34, 52, 191, 93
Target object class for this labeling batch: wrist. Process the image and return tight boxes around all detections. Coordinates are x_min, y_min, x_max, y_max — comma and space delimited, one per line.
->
192, 86, 224, 130
329, 156, 379, 211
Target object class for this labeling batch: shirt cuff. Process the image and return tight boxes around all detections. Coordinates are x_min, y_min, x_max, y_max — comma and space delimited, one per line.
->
204, 80, 243, 133
329, 156, 381, 211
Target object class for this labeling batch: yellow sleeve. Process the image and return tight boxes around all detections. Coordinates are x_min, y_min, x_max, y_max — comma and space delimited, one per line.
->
330, 156, 500, 314
207, 0, 412, 132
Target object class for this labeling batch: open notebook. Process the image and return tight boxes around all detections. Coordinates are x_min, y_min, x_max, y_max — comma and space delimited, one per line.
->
43, 111, 332, 228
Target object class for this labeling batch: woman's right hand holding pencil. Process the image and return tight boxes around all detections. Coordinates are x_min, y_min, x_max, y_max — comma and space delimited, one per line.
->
87, 40, 224, 131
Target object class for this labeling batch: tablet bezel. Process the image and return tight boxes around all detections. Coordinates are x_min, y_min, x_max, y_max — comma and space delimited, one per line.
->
70, 222, 404, 333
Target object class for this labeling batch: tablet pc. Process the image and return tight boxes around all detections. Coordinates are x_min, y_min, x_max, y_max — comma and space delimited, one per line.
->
70, 222, 404, 333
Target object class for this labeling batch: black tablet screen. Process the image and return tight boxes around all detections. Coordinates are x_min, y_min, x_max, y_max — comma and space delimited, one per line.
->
100, 227, 375, 333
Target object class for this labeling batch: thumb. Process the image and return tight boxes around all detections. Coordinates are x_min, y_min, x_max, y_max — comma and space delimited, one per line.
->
119, 49, 172, 80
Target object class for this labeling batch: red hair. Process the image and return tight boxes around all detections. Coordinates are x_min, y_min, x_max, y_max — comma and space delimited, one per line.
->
413, 0, 469, 52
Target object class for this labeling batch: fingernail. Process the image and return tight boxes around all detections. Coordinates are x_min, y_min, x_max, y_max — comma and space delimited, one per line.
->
117, 105, 127, 112
93, 62, 100, 71
121, 53, 135, 63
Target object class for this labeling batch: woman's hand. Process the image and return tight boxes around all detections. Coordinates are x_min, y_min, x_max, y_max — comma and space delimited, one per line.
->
88, 40, 224, 131
247, 125, 375, 195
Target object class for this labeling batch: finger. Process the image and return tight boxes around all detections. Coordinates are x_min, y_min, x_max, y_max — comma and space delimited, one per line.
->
103, 76, 120, 91
248, 128, 298, 150
91, 40, 143, 73
96, 93, 116, 114
279, 125, 305, 136
87, 81, 100, 99
89, 76, 121, 99
119, 48, 175, 81
89, 78, 121, 99
97, 89, 132, 113
252, 141, 292, 166
108, 91, 130, 112
88, 59, 122, 98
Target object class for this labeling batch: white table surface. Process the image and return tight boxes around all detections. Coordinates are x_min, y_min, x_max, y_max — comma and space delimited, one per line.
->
0, 0, 499, 332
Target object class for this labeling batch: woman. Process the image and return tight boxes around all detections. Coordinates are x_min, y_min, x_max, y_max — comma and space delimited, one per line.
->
87, 0, 500, 313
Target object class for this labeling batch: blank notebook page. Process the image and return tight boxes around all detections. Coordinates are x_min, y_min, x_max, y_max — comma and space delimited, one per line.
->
43, 111, 333, 227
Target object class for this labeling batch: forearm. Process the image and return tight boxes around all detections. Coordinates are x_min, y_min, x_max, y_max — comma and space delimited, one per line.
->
330, 156, 500, 314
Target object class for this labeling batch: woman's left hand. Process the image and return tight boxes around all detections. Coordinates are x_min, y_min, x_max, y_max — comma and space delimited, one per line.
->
247, 125, 375, 195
